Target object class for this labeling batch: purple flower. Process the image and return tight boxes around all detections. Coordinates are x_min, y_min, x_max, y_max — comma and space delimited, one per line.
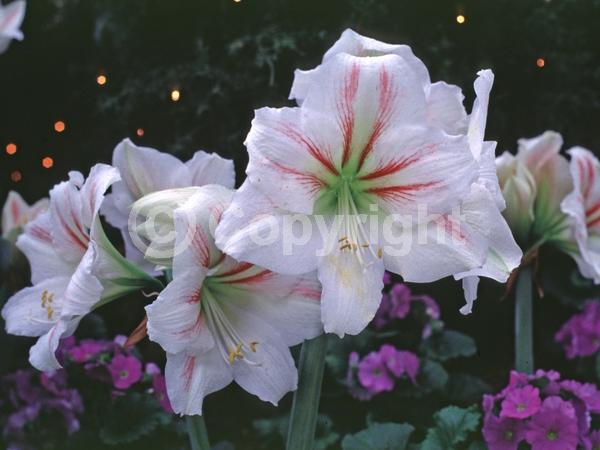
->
583, 430, 600, 450
482, 414, 526, 450
389, 284, 412, 319
500, 385, 541, 419
379, 345, 419, 384
69, 339, 111, 363
108, 355, 142, 390
39, 370, 68, 396
152, 374, 174, 414
525, 396, 579, 450
345, 352, 374, 401
113, 335, 128, 347
373, 293, 392, 329
357, 351, 394, 394
383, 271, 392, 285
561, 380, 600, 413
555, 301, 600, 359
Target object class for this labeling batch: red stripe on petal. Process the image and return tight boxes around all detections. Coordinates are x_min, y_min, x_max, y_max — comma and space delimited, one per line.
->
357, 66, 397, 171
337, 63, 360, 167
218, 261, 254, 278
267, 158, 326, 196
10, 200, 21, 224
587, 215, 600, 230
29, 224, 52, 242
359, 144, 437, 181
177, 312, 205, 337
435, 215, 466, 243
278, 125, 339, 176
220, 269, 273, 286
183, 356, 196, 391
585, 202, 600, 219
365, 181, 438, 202
190, 225, 211, 267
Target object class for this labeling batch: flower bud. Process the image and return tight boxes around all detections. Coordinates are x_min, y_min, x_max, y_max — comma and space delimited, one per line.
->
129, 187, 201, 267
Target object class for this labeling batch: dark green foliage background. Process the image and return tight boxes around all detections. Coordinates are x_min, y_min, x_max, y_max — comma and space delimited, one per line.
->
1, 0, 600, 448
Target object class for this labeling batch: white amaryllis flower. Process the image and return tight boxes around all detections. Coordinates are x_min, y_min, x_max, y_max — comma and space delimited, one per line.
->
496, 131, 573, 247
215, 29, 520, 335
561, 147, 600, 283
2, 164, 159, 371
0, 0, 25, 53
1, 191, 48, 238
102, 138, 235, 269
136, 185, 322, 415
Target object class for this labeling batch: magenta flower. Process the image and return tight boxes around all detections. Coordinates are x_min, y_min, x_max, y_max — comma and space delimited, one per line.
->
561, 380, 600, 413
152, 374, 174, 414
107, 355, 142, 390
345, 352, 374, 401
357, 351, 394, 394
583, 430, 600, 450
555, 301, 600, 359
379, 345, 420, 384
525, 396, 579, 450
69, 340, 111, 363
482, 414, 526, 450
389, 284, 412, 319
500, 385, 541, 419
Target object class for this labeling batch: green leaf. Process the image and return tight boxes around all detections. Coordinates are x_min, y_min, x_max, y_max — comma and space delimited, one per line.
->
342, 423, 414, 450
420, 406, 481, 450
422, 330, 476, 361
419, 359, 449, 393
446, 374, 492, 403
99, 392, 171, 445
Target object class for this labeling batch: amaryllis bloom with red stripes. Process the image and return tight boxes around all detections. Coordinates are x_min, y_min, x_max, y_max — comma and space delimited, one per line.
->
140, 185, 322, 415
1, 191, 48, 238
103, 138, 235, 270
215, 29, 519, 334
561, 147, 600, 283
1, 164, 158, 371
0, 0, 25, 54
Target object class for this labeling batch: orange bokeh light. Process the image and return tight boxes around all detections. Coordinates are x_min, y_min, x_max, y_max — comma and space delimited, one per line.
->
54, 120, 66, 133
42, 157, 54, 169
10, 170, 22, 182
536, 58, 545, 68
96, 74, 107, 85
170, 89, 181, 102
6, 143, 17, 155
456, 14, 465, 24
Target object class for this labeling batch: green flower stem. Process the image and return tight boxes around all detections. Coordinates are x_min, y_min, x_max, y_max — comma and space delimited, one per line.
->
515, 265, 534, 374
286, 334, 327, 450
186, 415, 210, 450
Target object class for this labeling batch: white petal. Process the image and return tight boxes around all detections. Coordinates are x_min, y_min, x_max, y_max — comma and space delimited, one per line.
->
382, 184, 495, 282
357, 125, 477, 216
2, 191, 28, 236
479, 141, 505, 210
29, 320, 72, 371
146, 268, 214, 355
317, 228, 385, 337
467, 69, 494, 160
2, 277, 69, 337
215, 266, 322, 346
215, 182, 321, 275
216, 298, 299, 405
458, 277, 479, 315
16, 211, 74, 284
231, 340, 298, 406
107, 139, 191, 225
0, 0, 26, 43
59, 246, 103, 317
165, 350, 232, 416
562, 147, 600, 282
170, 185, 232, 276
186, 151, 236, 189
79, 163, 121, 226
426, 81, 468, 135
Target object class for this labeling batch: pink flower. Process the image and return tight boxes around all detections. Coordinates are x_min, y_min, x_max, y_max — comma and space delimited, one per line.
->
152, 374, 173, 414
107, 355, 142, 390
379, 344, 419, 384
583, 430, 600, 450
69, 340, 111, 363
555, 301, 600, 359
525, 396, 579, 450
482, 414, 526, 450
357, 351, 394, 394
500, 385, 542, 419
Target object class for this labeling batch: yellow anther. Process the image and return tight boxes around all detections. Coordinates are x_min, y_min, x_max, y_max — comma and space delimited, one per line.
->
361, 243, 370, 248
377, 247, 383, 259
340, 243, 352, 251
250, 341, 258, 353
228, 349, 236, 364
352, 243, 358, 251
47, 307, 54, 320
338, 236, 348, 242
